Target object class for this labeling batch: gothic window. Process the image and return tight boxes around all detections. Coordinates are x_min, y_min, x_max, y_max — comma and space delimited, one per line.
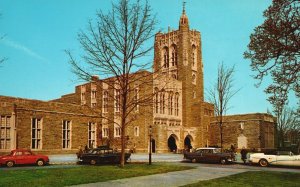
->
62, 120, 71, 149
81, 85, 86, 105
175, 93, 179, 116
102, 127, 109, 138
154, 88, 159, 113
0, 116, 11, 150
160, 91, 165, 114
103, 90, 108, 113
168, 92, 173, 115
31, 118, 42, 149
88, 122, 96, 148
115, 89, 120, 112
163, 47, 169, 68
171, 45, 177, 66
114, 126, 121, 137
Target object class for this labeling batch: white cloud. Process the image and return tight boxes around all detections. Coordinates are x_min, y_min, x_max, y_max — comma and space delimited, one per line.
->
0, 37, 48, 62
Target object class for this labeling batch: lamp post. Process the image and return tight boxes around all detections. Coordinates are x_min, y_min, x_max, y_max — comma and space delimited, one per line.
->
149, 125, 152, 165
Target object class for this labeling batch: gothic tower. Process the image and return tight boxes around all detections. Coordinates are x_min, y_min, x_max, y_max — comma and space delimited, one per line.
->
153, 4, 206, 151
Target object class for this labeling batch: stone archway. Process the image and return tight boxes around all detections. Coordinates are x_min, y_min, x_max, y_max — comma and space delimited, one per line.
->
184, 135, 193, 151
168, 134, 178, 152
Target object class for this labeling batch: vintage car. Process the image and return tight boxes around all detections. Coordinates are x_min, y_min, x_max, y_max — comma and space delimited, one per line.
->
0, 149, 49, 167
249, 151, 300, 167
78, 146, 131, 165
184, 147, 235, 164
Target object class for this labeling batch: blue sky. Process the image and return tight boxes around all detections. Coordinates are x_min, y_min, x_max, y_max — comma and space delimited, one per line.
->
0, 0, 295, 115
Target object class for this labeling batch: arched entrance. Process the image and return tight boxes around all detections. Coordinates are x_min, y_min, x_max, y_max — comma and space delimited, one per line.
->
184, 136, 193, 152
168, 135, 177, 152
151, 139, 156, 153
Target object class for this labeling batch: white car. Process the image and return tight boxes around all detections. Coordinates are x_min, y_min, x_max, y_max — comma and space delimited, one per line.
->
249, 151, 300, 167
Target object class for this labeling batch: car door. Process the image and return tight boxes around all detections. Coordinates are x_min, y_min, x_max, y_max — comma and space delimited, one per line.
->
23, 150, 35, 164
275, 152, 293, 166
14, 151, 25, 164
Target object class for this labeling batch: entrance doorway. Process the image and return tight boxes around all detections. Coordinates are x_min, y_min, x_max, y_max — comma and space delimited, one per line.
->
168, 135, 177, 152
151, 139, 156, 153
184, 136, 192, 152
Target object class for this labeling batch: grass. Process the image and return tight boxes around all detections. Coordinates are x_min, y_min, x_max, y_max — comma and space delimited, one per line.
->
0, 163, 193, 187
183, 171, 300, 187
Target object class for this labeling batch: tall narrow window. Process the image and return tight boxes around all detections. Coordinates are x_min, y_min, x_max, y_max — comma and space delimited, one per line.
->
103, 90, 108, 113
171, 45, 177, 66
175, 93, 179, 116
91, 89, 97, 108
163, 47, 169, 68
134, 86, 139, 112
81, 86, 86, 105
134, 126, 139, 137
115, 89, 120, 112
0, 116, 11, 150
31, 118, 42, 149
102, 127, 109, 138
62, 120, 71, 149
170, 94, 173, 115
88, 122, 96, 148
154, 88, 159, 113
114, 126, 121, 137
160, 91, 165, 114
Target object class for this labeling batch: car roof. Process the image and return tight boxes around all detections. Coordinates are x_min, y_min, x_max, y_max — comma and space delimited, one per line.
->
196, 147, 220, 150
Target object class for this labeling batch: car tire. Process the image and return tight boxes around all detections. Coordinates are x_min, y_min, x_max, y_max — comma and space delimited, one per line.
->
220, 158, 227, 164
6, 161, 14, 167
36, 159, 45, 166
90, 159, 96, 165
191, 158, 197, 163
259, 159, 269, 167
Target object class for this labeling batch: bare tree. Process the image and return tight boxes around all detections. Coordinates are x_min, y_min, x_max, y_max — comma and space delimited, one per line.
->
66, 0, 157, 167
274, 105, 299, 148
0, 13, 6, 65
207, 62, 239, 151
244, 0, 300, 112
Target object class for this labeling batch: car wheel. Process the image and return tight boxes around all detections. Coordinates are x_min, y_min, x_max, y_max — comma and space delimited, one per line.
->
36, 159, 45, 166
259, 159, 269, 167
6, 161, 14, 167
90, 159, 96, 165
191, 158, 197, 163
220, 158, 227, 164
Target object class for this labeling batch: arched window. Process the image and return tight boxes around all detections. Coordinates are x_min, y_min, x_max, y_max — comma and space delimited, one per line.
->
171, 45, 177, 66
134, 126, 139, 137
163, 47, 169, 68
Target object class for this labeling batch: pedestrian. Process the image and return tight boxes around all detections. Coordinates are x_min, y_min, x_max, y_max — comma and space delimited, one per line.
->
76, 146, 83, 159
241, 147, 247, 164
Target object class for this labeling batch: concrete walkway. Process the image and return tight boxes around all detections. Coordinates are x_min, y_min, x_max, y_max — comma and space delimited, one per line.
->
71, 164, 249, 187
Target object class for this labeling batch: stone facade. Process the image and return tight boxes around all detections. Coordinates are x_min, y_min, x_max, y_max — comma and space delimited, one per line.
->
0, 9, 276, 154
209, 113, 276, 150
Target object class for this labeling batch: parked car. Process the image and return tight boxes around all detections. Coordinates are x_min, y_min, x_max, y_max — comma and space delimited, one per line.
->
0, 149, 49, 167
184, 147, 235, 164
78, 146, 131, 165
249, 151, 300, 167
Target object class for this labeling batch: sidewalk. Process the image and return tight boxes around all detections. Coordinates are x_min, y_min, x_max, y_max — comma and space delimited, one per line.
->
70, 164, 249, 187
48, 153, 246, 165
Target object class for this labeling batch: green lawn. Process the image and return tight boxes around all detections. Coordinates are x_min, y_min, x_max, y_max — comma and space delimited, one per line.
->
0, 163, 193, 187
183, 171, 300, 187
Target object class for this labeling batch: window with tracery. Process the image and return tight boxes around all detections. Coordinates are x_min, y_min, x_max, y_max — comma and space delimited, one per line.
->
171, 45, 177, 66
163, 47, 169, 68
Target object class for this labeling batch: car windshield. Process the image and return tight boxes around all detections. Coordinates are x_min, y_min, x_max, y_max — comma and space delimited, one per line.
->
9, 151, 14, 156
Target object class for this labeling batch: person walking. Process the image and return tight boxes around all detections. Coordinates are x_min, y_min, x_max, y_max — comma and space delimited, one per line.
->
240, 147, 247, 164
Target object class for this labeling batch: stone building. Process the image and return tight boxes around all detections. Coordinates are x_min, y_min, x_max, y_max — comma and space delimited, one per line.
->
209, 113, 276, 151
0, 7, 275, 154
